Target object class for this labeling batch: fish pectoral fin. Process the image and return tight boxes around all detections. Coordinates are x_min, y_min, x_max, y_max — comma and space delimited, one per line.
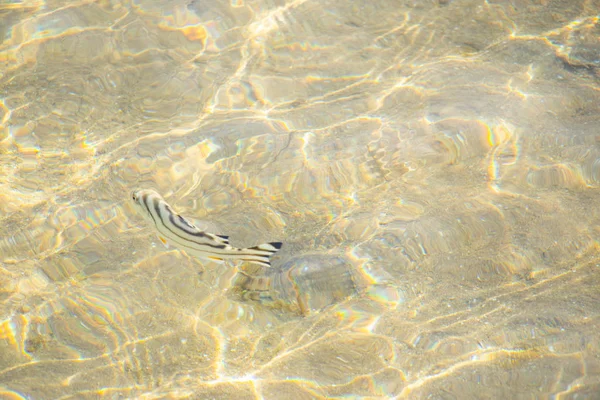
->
208, 256, 224, 262
159, 237, 168, 245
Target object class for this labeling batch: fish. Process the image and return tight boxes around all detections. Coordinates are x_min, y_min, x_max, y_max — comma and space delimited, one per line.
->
130, 189, 282, 267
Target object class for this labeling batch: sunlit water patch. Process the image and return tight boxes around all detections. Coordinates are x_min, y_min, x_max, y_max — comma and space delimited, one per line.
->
1, 0, 600, 398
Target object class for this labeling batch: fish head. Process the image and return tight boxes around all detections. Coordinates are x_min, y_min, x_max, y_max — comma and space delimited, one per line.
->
130, 188, 162, 219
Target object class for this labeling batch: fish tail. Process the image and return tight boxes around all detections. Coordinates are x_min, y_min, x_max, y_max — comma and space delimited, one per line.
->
241, 242, 283, 267
249, 242, 282, 253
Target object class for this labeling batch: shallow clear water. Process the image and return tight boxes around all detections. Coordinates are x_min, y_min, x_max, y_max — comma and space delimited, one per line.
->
1, 0, 600, 398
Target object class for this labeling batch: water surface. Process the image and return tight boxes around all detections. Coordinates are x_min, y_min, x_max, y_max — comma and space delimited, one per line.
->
1, 0, 600, 398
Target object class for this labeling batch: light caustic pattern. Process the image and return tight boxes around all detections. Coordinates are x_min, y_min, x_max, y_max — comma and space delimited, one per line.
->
1, 0, 600, 398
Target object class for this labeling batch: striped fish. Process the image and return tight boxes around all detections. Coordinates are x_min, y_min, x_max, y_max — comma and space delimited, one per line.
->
131, 189, 282, 267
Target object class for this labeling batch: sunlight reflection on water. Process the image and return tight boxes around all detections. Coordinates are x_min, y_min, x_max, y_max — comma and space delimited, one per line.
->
1, 0, 600, 398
